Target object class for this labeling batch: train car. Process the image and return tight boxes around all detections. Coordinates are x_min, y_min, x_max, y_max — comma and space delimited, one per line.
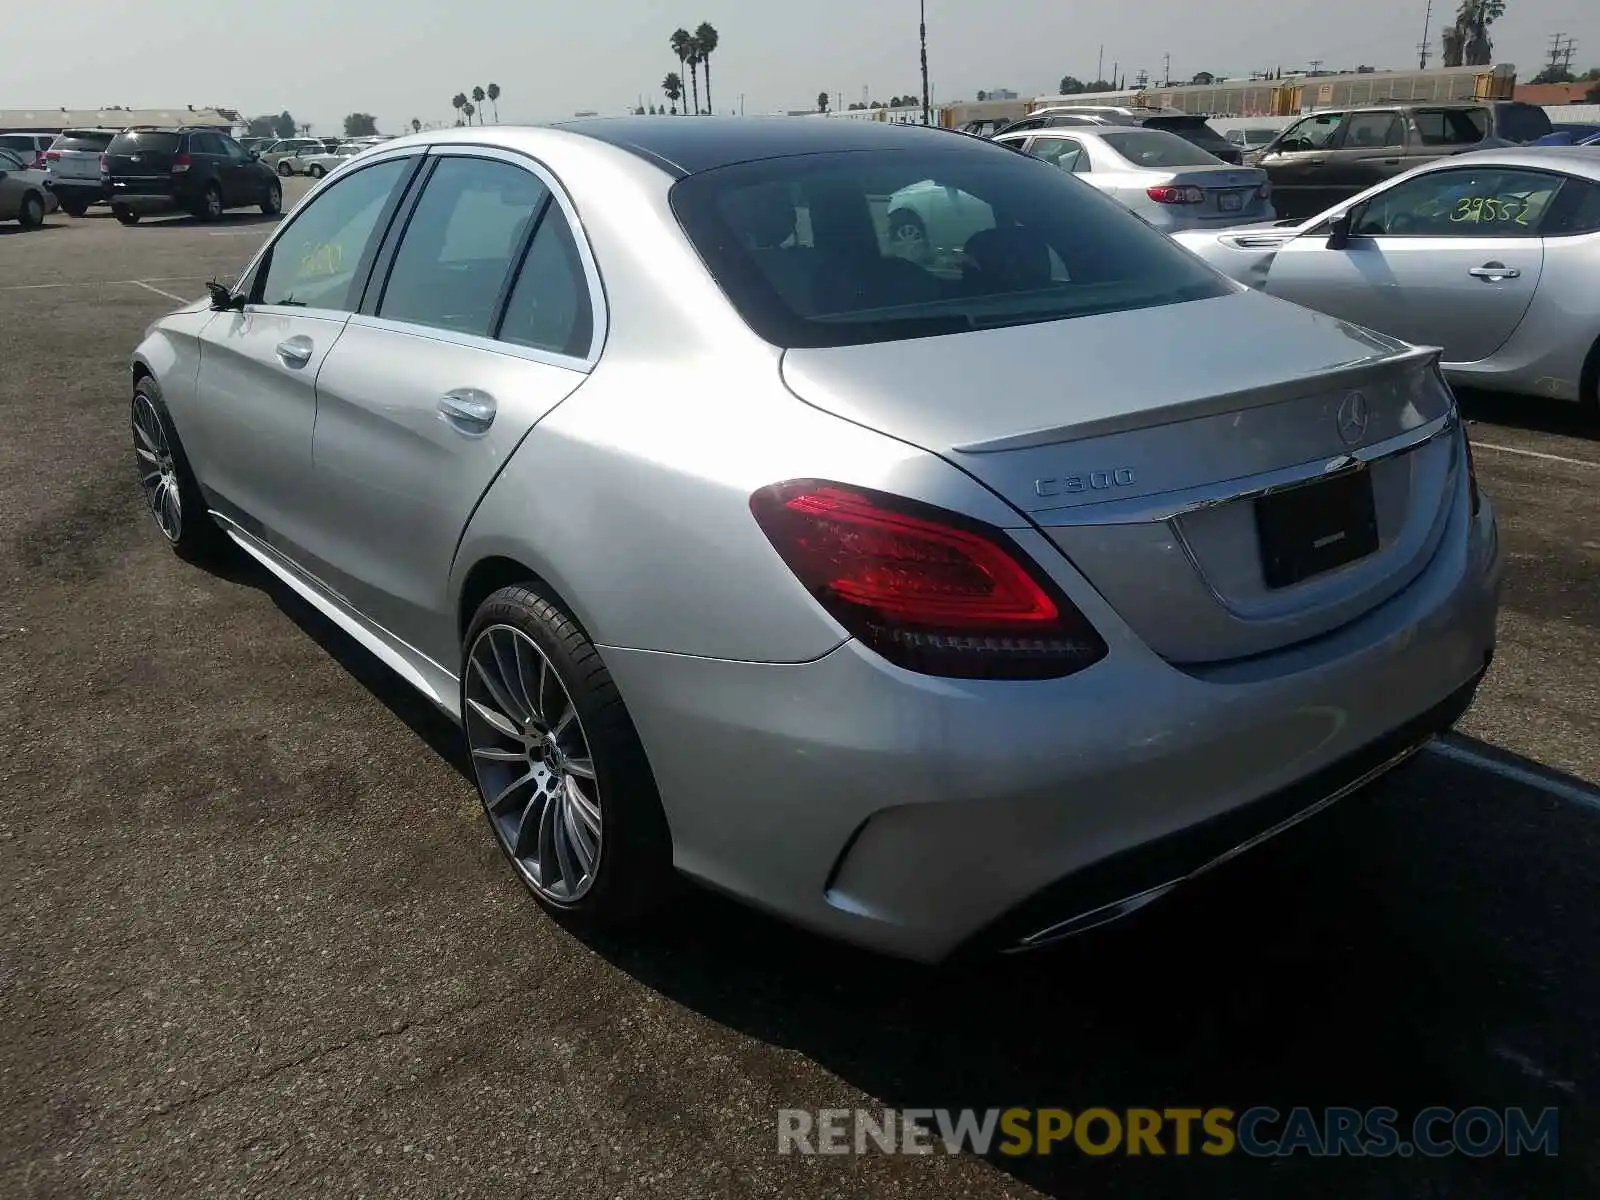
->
1028, 64, 1516, 119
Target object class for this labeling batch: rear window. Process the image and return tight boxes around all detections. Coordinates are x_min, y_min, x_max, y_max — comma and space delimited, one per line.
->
1098, 129, 1222, 167
1495, 103, 1553, 143
109, 131, 181, 154
669, 146, 1231, 350
1145, 116, 1229, 145
52, 131, 113, 152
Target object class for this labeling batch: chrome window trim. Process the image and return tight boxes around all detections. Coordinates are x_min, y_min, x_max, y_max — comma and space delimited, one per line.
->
343, 311, 594, 374
1034, 408, 1458, 529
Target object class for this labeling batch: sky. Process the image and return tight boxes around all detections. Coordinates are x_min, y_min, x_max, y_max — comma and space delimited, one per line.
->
5, 0, 1598, 133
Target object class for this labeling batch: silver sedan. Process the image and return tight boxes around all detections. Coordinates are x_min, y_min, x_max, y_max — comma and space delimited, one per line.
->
129, 120, 1501, 962
1172, 146, 1600, 408
0, 147, 59, 227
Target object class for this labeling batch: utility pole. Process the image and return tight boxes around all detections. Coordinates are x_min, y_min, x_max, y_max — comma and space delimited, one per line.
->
1307, 58, 1323, 76
1097, 44, 1104, 85
919, 0, 931, 126
1418, 0, 1433, 69
1111, 61, 1119, 91
1162, 52, 1171, 86
1547, 33, 1577, 76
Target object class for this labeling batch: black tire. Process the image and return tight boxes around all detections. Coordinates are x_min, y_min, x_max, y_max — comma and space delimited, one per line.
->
195, 183, 223, 222
131, 377, 229, 563
261, 180, 282, 215
463, 585, 675, 927
18, 191, 45, 229
276, 160, 294, 177
1582, 333, 1600, 420
114, 205, 139, 225
61, 200, 89, 218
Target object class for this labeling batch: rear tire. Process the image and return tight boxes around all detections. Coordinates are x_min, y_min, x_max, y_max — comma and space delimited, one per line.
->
18, 191, 45, 228
261, 181, 282, 215
1581, 333, 1600, 421
114, 205, 139, 225
131, 377, 228, 563
462, 585, 676, 929
887, 208, 926, 259
195, 184, 223, 222
61, 200, 89, 218
308, 164, 325, 178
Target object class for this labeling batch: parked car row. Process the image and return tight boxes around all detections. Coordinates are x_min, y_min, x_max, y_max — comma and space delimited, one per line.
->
0, 146, 59, 227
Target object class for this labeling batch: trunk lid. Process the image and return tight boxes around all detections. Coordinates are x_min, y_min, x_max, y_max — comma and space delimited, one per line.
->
1155, 166, 1272, 219
780, 289, 1462, 665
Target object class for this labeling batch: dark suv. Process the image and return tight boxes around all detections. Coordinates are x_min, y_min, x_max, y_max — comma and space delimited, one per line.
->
1249, 100, 1554, 219
994, 109, 1244, 163
104, 127, 283, 225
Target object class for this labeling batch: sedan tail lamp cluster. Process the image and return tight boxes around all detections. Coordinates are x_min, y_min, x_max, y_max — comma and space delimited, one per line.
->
1257, 181, 1272, 200
1146, 184, 1205, 205
750, 480, 1107, 680
171, 153, 192, 174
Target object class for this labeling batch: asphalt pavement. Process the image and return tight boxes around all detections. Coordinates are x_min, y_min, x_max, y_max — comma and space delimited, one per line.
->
2, 182, 1598, 1198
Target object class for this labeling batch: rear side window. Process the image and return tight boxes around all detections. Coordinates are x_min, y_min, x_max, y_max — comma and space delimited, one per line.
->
258, 159, 410, 310
1543, 179, 1600, 236
377, 156, 549, 337
1412, 109, 1488, 146
498, 207, 594, 358
52, 132, 113, 153
670, 145, 1231, 350
109, 132, 181, 155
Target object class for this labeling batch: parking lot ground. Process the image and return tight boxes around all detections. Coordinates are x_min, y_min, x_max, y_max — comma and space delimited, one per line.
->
3, 191, 1600, 1198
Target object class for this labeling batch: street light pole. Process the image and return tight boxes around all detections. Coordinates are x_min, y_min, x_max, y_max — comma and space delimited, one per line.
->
919, 0, 930, 126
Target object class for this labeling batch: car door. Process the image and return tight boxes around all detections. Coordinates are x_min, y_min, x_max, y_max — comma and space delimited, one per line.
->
0, 149, 26, 218
184, 154, 420, 553
304, 148, 601, 659
1256, 111, 1348, 220
1261, 165, 1558, 363
1318, 110, 1407, 198
214, 133, 258, 203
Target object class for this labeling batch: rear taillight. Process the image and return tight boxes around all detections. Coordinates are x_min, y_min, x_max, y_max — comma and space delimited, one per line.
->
749, 480, 1107, 680
99, 153, 108, 175
1147, 184, 1204, 205
1257, 181, 1272, 200
31, 153, 47, 170
1462, 429, 1481, 516
171, 153, 192, 173
44, 150, 60, 162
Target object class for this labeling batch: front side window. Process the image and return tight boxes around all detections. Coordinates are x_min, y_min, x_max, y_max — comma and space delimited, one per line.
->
1275, 113, 1345, 152
1352, 168, 1566, 237
671, 146, 1232, 349
377, 156, 549, 337
258, 158, 410, 310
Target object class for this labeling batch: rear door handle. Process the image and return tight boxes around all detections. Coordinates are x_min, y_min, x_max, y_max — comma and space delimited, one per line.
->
438, 388, 497, 436
1468, 262, 1520, 281
275, 336, 313, 367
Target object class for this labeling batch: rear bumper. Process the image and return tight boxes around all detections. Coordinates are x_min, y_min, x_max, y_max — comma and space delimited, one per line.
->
107, 178, 193, 212
45, 179, 108, 203
601, 483, 1503, 963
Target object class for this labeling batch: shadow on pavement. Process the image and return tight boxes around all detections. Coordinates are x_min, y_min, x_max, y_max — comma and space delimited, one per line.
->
1459, 389, 1597, 441
211, 550, 1597, 1197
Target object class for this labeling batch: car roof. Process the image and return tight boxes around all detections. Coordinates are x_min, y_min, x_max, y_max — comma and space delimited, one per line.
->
547, 115, 996, 177
1423, 144, 1600, 180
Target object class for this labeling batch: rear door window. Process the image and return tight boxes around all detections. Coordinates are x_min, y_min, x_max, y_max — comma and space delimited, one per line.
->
376, 156, 549, 337
1543, 179, 1600, 236
1411, 108, 1488, 146
1340, 112, 1404, 149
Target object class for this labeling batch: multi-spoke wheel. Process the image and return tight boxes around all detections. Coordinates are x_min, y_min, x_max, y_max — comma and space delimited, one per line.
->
130, 378, 227, 561
134, 392, 181, 542
466, 624, 603, 902
462, 586, 674, 923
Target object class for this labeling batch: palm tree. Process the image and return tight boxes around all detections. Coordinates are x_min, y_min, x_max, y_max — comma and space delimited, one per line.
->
688, 40, 704, 115
463, 101, 476, 124
662, 72, 683, 114
472, 86, 487, 123
817, 91, 829, 113
451, 92, 467, 125
670, 29, 694, 112
1455, 0, 1504, 66
411, 117, 421, 134
695, 23, 719, 115
486, 82, 501, 123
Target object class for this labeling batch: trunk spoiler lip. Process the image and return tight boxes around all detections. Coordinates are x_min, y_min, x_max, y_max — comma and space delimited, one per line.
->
951, 343, 1444, 455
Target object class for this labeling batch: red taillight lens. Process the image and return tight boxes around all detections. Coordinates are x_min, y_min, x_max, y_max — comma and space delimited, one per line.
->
171, 153, 192, 173
44, 150, 60, 162
1257, 181, 1272, 200
749, 480, 1107, 680
99, 153, 108, 174
1146, 185, 1203, 205
1462, 429, 1481, 516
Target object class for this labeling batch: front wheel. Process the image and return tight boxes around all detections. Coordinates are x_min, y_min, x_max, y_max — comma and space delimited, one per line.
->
18, 191, 45, 228
886, 208, 927, 259
276, 160, 294, 177
307, 164, 325, 178
462, 586, 674, 926
132, 378, 228, 561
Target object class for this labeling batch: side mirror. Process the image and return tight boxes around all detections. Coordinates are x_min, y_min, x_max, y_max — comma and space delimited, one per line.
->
248, 150, 260, 160
206, 279, 243, 311
1326, 208, 1355, 250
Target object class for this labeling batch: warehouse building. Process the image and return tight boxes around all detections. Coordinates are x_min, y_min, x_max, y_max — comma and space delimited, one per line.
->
0, 107, 237, 135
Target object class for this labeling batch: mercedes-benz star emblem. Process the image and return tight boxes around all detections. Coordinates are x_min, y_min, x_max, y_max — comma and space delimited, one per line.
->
1336, 391, 1370, 447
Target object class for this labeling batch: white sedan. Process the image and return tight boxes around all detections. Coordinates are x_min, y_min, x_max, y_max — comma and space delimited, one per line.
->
291, 145, 365, 178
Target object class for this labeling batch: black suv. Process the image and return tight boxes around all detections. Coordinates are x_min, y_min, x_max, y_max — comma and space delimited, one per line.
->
104, 127, 283, 225
1249, 101, 1554, 220
994, 109, 1244, 163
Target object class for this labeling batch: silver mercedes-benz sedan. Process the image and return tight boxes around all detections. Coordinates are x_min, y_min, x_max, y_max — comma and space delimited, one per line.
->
1171, 146, 1600, 409
130, 119, 1502, 962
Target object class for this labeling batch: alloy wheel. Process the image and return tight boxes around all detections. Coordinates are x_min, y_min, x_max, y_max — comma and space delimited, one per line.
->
133, 394, 181, 541
464, 624, 603, 903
